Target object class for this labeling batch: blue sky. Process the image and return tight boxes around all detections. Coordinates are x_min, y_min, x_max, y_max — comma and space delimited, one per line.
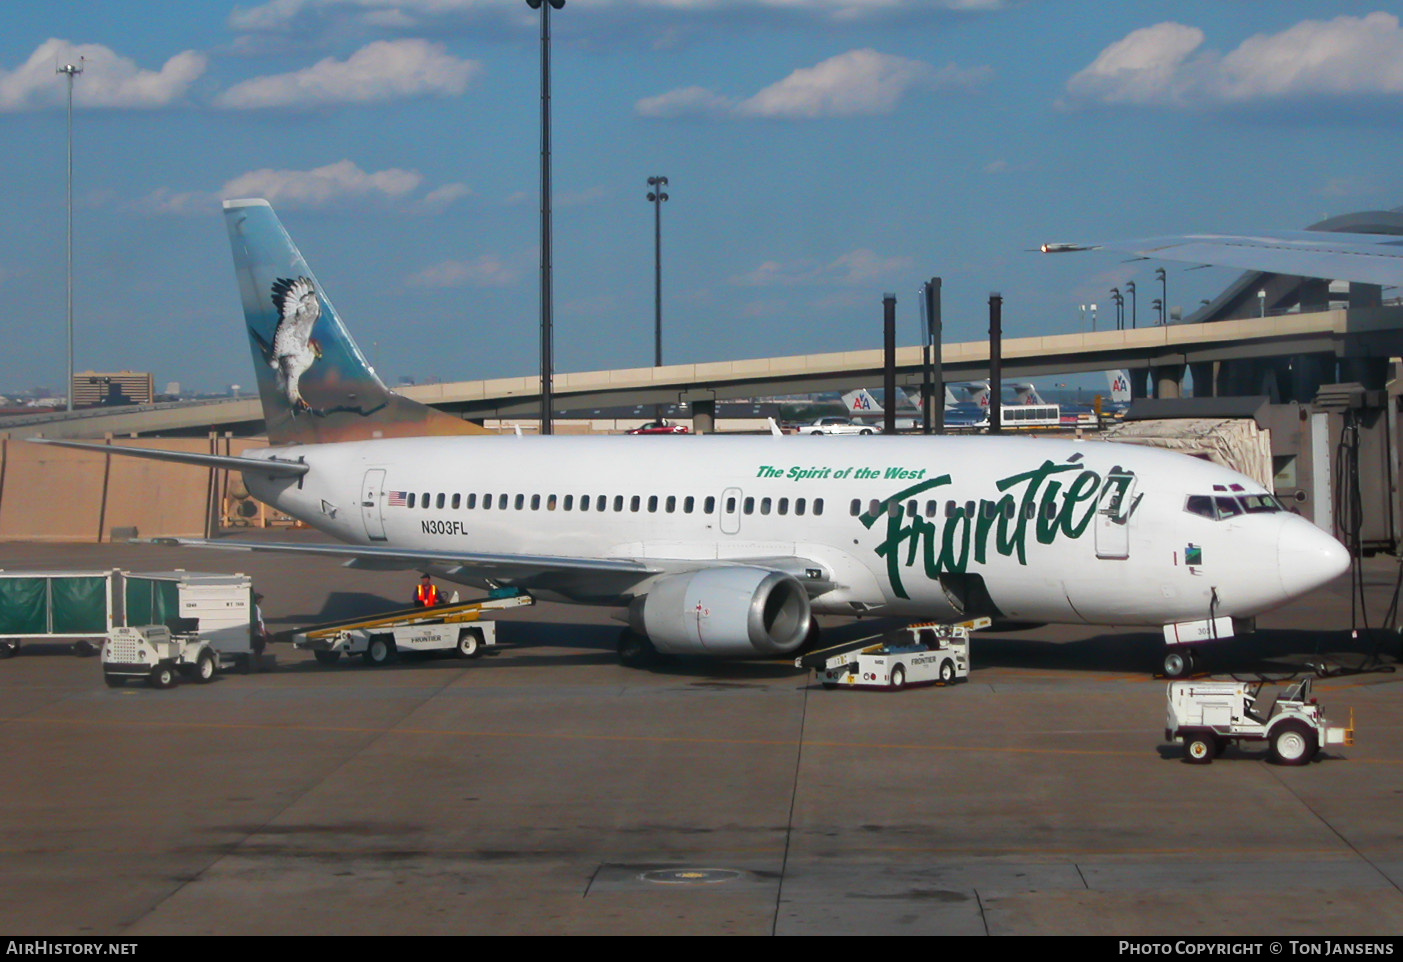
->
3, 1, 1402, 394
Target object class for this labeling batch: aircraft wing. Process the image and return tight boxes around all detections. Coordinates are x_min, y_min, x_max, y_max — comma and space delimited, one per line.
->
149, 538, 835, 603
1042, 231, 1403, 288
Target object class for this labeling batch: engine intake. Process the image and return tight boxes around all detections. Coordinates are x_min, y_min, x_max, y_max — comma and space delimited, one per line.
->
629, 566, 812, 657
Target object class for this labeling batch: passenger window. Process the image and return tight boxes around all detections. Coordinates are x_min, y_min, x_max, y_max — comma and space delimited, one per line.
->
614, 495, 624, 512
579, 495, 589, 512
597, 496, 607, 511
630, 496, 640, 512
497, 494, 507, 510
760, 497, 771, 515
744, 497, 755, 515
564, 495, 574, 511
515, 494, 525, 510
666, 495, 675, 513
466, 493, 476, 509
778, 498, 788, 515
422, 492, 430, 509
648, 495, 658, 513
548, 495, 558, 511
795, 498, 806, 516
814, 498, 823, 516
407, 493, 417, 509
851, 499, 862, 516
451, 493, 460, 510
705, 496, 716, 514
683, 496, 694, 513
436, 493, 445, 509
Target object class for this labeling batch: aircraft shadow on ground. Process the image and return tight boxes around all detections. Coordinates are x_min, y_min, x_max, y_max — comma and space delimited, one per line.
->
976, 625, 1401, 677
267, 604, 1402, 680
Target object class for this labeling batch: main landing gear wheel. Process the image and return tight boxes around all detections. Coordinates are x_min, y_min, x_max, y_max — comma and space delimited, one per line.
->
1183, 734, 1217, 765
617, 628, 659, 668
1268, 720, 1317, 766
1162, 648, 1196, 678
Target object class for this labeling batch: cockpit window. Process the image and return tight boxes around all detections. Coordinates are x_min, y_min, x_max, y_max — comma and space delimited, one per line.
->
1213, 496, 1243, 518
1186, 492, 1285, 520
1185, 495, 1215, 519
1240, 494, 1284, 513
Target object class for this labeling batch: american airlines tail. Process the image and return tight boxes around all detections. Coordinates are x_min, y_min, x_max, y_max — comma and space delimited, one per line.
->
223, 198, 483, 445
1106, 370, 1132, 404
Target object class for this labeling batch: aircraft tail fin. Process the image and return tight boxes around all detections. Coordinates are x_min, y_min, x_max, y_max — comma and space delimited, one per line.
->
1106, 370, 1132, 403
841, 388, 883, 417
223, 198, 484, 445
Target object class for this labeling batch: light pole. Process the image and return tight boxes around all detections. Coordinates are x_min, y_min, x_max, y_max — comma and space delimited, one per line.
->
527, 0, 565, 435
1110, 287, 1123, 331
1126, 280, 1137, 330
1155, 267, 1167, 325
58, 58, 83, 411
646, 176, 668, 369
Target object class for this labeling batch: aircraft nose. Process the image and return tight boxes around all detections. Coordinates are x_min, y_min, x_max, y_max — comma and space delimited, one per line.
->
1277, 518, 1350, 600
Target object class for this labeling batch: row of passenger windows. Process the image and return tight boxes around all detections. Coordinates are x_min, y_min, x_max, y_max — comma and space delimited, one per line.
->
398, 489, 1070, 522
401, 491, 827, 517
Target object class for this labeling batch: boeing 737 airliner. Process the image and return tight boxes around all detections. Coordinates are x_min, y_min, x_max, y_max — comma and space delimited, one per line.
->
34, 200, 1351, 674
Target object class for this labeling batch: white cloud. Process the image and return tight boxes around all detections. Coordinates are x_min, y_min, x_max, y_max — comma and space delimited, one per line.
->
229, 0, 1005, 35
731, 248, 912, 287
224, 160, 421, 205
139, 160, 471, 213
408, 255, 521, 288
739, 49, 938, 118
0, 39, 205, 112
216, 39, 480, 109
636, 85, 735, 119
639, 49, 986, 120
1063, 13, 1403, 110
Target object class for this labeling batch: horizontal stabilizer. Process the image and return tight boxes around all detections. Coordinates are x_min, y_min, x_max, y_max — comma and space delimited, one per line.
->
27, 438, 309, 477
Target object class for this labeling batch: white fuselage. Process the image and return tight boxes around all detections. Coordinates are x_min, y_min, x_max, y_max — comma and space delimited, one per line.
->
244, 433, 1347, 627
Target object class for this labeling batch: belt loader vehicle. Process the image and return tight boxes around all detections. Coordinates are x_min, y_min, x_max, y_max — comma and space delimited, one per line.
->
292, 593, 533, 666
1166, 676, 1354, 765
797, 618, 988, 690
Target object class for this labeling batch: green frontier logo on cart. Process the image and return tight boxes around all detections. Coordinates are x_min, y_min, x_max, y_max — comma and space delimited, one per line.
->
856, 458, 1135, 599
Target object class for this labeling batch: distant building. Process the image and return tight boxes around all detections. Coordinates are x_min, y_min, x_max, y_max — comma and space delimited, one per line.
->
72, 371, 154, 408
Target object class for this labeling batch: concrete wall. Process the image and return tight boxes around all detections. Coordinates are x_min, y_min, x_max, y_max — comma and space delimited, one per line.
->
0, 437, 264, 543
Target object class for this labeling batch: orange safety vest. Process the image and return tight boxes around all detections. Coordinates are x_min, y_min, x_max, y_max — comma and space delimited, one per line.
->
416, 583, 442, 606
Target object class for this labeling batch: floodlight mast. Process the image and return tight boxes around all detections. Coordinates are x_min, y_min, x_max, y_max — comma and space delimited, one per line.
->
58, 58, 83, 411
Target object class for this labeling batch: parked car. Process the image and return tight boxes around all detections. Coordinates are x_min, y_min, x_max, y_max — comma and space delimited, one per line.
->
627, 420, 690, 435
795, 416, 876, 436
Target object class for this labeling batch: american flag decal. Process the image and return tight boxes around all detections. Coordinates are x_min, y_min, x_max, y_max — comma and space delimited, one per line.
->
388, 491, 407, 507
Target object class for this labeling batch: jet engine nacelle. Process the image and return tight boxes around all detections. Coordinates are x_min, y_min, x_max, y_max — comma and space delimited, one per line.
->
630, 566, 812, 658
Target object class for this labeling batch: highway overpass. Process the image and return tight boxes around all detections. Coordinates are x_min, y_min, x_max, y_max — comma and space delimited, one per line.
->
4, 305, 1402, 439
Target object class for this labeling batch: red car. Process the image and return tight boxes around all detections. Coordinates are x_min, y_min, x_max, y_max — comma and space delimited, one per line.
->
627, 420, 690, 435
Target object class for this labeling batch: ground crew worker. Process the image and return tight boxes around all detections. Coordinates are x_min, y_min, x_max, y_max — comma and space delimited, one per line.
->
414, 574, 444, 608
